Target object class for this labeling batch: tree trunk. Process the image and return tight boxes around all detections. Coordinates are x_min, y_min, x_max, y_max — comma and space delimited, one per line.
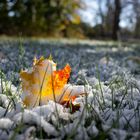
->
133, 0, 140, 38
98, 0, 105, 37
112, 0, 121, 40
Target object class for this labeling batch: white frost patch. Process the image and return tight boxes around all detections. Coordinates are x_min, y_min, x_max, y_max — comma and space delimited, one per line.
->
13, 110, 58, 136
0, 130, 9, 140
75, 126, 89, 140
0, 107, 6, 117
33, 101, 71, 122
109, 129, 127, 140
0, 94, 10, 108
0, 118, 13, 129
87, 122, 99, 137
24, 126, 36, 139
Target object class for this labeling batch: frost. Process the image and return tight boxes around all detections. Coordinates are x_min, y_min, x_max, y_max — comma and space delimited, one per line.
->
24, 126, 36, 138
87, 123, 99, 137
13, 110, 58, 136
109, 129, 127, 140
74, 127, 89, 140
33, 101, 71, 121
0, 41, 140, 139
0, 107, 6, 117
0, 78, 17, 96
0, 94, 10, 108
0, 130, 9, 140
0, 118, 13, 129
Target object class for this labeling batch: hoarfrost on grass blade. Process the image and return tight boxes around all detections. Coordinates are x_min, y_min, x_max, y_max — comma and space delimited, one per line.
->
0, 94, 10, 108
0, 78, 22, 112
0, 78, 17, 96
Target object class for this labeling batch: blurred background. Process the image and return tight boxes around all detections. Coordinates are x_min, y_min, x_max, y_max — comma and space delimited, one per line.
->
0, 0, 140, 40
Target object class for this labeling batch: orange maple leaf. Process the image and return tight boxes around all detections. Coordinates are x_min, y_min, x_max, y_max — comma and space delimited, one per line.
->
20, 56, 85, 108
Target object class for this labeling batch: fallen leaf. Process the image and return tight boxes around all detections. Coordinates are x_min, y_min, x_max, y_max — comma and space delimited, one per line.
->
20, 56, 85, 108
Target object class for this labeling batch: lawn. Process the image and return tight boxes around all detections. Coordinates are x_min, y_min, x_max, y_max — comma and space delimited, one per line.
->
0, 37, 140, 140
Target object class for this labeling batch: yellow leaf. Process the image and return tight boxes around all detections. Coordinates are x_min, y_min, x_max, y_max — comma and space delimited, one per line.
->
20, 57, 85, 108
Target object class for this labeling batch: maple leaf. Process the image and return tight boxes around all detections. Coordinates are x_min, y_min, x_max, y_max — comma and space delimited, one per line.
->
20, 56, 85, 108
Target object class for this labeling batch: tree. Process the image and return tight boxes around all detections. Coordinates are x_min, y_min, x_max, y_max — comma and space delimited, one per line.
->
133, 0, 140, 38
112, 0, 121, 40
43, 0, 82, 36
0, 0, 9, 33
92, 0, 121, 39
0, 0, 82, 36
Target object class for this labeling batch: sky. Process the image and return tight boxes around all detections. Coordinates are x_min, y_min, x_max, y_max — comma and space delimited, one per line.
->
79, 0, 99, 26
79, 0, 136, 30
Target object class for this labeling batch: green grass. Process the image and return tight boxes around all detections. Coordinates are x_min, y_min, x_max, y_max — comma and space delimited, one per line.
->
0, 38, 140, 139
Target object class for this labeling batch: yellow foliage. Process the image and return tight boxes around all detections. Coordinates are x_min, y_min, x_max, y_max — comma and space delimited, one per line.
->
20, 57, 85, 108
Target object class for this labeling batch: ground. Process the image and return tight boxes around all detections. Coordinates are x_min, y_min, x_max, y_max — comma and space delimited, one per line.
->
0, 37, 140, 140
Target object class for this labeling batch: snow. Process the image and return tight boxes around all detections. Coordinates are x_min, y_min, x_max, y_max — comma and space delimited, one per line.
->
109, 129, 127, 140
0, 118, 13, 129
0, 40, 140, 139
13, 110, 58, 136
33, 101, 71, 121
87, 122, 99, 137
